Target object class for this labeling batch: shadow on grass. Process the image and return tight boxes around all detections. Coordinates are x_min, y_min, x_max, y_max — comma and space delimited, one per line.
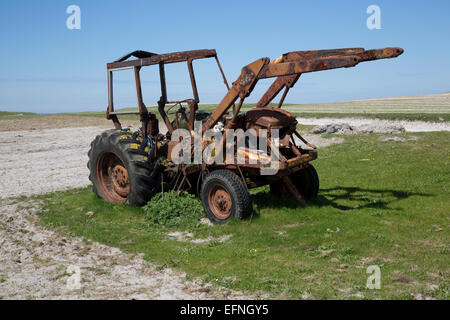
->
252, 186, 432, 212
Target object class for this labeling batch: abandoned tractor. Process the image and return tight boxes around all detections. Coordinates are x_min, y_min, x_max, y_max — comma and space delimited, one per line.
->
88, 47, 403, 223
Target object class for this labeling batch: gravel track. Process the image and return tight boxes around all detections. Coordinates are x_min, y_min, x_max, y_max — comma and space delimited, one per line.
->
296, 117, 450, 132
0, 200, 253, 300
0, 126, 112, 199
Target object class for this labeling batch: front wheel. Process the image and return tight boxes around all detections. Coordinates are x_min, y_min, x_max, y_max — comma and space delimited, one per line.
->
200, 170, 252, 224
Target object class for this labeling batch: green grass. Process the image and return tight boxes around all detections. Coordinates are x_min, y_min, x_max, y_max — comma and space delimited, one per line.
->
56, 104, 258, 121
3, 103, 449, 122
0, 111, 38, 120
62, 102, 450, 122
35, 131, 450, 299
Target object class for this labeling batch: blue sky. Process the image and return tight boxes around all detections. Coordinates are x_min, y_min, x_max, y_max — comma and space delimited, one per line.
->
0, 0, 449, 113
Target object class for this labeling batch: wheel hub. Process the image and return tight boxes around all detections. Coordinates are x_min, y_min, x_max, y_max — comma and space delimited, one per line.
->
97, 152, 130, 203
113, 165, 129, 187
208, 185, 232, 219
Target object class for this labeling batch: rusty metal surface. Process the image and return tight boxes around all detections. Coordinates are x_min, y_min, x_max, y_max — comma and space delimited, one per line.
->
96, 152, 130, 203
258, 55, 360, 79
256, 47, 404, 108
293, 130, 317, 150
256, 74, 299, 107
245, 107, 297, 128
107, 49, 217, 70
357, 47, 404, 62
202, 58, 269, 133
208, 184, 233, 219
115, 50, 157, 62
256, 49, 365, 107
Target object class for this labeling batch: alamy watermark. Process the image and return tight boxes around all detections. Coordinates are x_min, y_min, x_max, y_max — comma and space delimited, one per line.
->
366, 265, 381, 289
66, 5, 81, 30
66, 265, 81, 290
366, 5, 381, 30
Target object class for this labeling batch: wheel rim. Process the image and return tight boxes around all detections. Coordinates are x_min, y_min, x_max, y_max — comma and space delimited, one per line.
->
97, 152, 130, 203
208, 184, 232, 220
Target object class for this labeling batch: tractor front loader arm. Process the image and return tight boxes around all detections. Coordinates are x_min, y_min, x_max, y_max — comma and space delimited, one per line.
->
256, 47, 404, 107
202, 53, 368, 133
256, 48, 365, 107
202, 47, 403, 133
202, 58, 270, 133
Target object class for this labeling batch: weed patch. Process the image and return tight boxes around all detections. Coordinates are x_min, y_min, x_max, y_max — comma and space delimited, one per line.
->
143, 191, 204, 229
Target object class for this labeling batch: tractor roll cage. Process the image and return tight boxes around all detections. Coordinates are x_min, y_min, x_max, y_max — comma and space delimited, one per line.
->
105, 47, 403, 135
106, 49, 231, 133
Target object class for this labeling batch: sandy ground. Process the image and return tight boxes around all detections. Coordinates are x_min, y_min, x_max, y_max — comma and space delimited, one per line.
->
0, 116, 126, 132
0, 126, 112, 199
297, 117, 450, 132
0, 200, 253, 299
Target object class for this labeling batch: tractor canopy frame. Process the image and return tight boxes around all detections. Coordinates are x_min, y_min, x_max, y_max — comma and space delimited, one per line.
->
106, 49, 232, 135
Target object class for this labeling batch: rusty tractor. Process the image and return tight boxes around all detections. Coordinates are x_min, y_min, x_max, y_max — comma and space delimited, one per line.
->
88, 47, 403, 223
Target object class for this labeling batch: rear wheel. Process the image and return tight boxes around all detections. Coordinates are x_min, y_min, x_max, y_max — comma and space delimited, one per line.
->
87, 129, 161, 206
200, 170, 252, 224
270, 164, 319, 201
96, 151, 130, 202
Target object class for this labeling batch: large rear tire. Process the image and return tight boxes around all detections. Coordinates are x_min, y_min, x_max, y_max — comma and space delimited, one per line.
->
270, 164, 319, 201
87, 129, 161, 206
200, 170, 252, 224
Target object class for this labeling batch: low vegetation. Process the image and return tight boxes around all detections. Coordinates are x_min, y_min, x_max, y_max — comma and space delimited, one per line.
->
36, 131, 449, 299
0, 111, 38, 120
287, 112, 450, 122
2, 96, 450, 122
143, 191, 204, 229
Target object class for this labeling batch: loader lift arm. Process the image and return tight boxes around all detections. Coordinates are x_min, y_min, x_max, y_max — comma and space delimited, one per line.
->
201, 47, 403, 133
256, 47, 404, 108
